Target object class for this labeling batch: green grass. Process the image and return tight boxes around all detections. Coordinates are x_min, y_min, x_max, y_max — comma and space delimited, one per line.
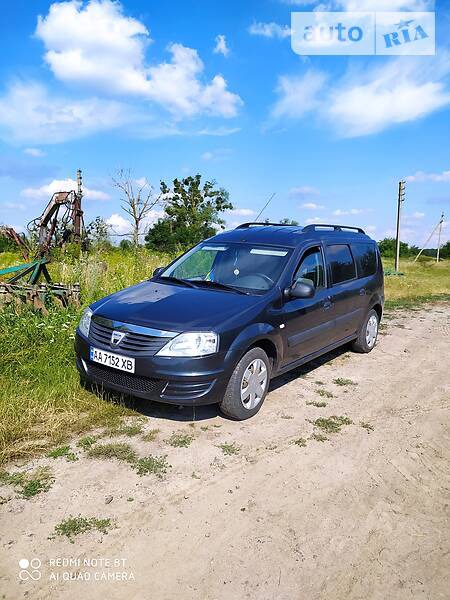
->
77, 436, 97, 450
292, 437, 307, 447
316, 389, 334, 398
313, 415, 353, 434
0, 249, 448, 465
87, 442, 137, 464
166, 431, 194, 448
310, 432, 328, 442
47, 445, 78, 462
217, 442, 240, 456
52, 515, 114, 542
360, 421, 374, 433
103, 423, 143, 437
133, 455, 170, 477
306, 400, 327, 407
0, 466, 54, 498
333, 378, 356, 387
142, 428, 160, 442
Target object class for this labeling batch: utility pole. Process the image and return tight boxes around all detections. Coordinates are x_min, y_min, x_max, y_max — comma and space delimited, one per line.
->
72, 169, 83, 242
436, 212, 444, 263
395, 180, 406, 272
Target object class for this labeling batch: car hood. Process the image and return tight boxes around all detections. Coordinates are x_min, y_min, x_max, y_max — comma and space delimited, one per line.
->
91, 280, 267, 332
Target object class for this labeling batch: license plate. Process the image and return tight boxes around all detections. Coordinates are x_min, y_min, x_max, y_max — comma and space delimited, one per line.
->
89, 347, 135, 373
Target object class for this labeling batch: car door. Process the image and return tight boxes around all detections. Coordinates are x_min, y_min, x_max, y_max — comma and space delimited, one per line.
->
281, 245, 336, 364
325, 243, 362, 342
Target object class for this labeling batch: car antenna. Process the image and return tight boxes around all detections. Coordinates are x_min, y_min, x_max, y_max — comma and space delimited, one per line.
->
255, 192, 276, 222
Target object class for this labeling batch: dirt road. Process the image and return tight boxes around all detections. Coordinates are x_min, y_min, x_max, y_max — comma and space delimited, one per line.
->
1, 305, 449, 600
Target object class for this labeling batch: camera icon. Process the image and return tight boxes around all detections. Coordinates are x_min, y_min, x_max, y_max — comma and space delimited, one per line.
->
18, 558, 42, 581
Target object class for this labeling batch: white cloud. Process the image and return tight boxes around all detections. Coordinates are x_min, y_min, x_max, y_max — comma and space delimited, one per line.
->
333, 208, 366, 216
228, 208, 256, 216
196, 126, 241, 136
0, 81, 130, 144
35, 1, 242, 120
406, 170, 450, 182
302, 202, 325, 210
248, 22, 291, 39
412, 211, 425, 218
289, 185, 321, 199
106, 213, 132, 235
24, 147, 46, 157
283, 0, 433, 8
200, 148, 231, 161
273, 55, 450, 137
36, 0, 152, 97
146, 44, 242, 118
365, 225, 377, 233
21, 178, 110, 201
272, 71, 326, 119
214, 34, 230, 57
0, 202, 26, 211
305, 216, 322, 224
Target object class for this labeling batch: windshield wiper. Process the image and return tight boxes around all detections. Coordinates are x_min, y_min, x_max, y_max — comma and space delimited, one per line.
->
157, 276, 197, 289
189, 280, 249, 295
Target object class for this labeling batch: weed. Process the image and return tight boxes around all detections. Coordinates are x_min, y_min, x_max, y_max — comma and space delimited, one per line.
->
310, 432, 328, 442
360, 421, 374, 433
0, 466, 54, 498
191, 471, 201, 479
166, 431, 194, 448
52, 515, 114, 542
280, 413, 294, 420
133, 455, 170, 478
292, 437, 307, 447
314, 380, 325, 385
306, 400, 327, 407
200, 425, 209, 431
47, 445, 78, 461
313, 415, 353, 434
142, 428, 160, 442
316, 389, 334, 398
87, 442, 137, 464
333, 378, 356, 386
127, 497, 134, 502
77, 436, 97, 450
217, 442, 240, 456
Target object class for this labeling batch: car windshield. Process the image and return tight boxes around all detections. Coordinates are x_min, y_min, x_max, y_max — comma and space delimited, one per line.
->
159, 243, 292, 293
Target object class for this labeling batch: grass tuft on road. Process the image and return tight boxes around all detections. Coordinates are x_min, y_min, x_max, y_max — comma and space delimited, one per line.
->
52, 515, 114, 542
0, 466, 54, 498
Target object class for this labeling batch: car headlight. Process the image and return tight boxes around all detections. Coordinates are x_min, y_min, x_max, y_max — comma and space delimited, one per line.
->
156, 331, 219, 357
78, 308, 93, 338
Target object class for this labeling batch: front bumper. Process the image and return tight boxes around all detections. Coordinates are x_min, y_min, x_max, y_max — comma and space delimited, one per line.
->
75, 332, 232, 406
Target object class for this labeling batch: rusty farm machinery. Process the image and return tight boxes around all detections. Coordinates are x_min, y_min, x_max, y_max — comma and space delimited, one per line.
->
0, 170, 86, 310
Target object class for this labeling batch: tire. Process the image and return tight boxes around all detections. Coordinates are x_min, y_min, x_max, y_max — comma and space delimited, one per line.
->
219, 347, 271, 420
352, 308, 379, 353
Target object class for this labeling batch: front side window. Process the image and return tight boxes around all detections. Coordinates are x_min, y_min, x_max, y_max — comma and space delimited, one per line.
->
294, 246, 325, 289
161, 243, 291, 292
351, 243, 377, 278
327, 244, 356, 284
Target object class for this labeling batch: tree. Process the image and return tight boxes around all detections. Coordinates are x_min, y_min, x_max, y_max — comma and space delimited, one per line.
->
377, 237, 411, 258
86, 216, 111, 249
280, 218, 300, 226
145, 175, 232, 253
439, 240, 450, 259
113, 169, 161, 247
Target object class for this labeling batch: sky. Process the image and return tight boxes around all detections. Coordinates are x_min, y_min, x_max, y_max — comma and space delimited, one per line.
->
0, 0, 449, 246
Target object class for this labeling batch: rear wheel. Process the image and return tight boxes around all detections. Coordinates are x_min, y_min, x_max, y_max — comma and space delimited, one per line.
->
352, 309, 379, 353
219, 347, 271, 420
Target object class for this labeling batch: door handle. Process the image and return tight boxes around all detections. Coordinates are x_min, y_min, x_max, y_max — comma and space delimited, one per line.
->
359, 288, 366, 296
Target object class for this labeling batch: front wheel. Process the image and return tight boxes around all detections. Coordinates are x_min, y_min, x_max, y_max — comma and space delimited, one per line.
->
352, 309, 379, 353
219, 347, 271, 420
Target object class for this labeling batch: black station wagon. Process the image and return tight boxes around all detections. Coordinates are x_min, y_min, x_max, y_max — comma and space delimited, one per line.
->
75, 223, 384, 420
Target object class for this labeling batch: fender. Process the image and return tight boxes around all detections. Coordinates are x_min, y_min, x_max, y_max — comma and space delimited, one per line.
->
225, 322, 285, 370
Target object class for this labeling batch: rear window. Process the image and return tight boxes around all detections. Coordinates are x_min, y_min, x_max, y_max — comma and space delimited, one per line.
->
351, 243, 377, 278
327, 244, 356, 284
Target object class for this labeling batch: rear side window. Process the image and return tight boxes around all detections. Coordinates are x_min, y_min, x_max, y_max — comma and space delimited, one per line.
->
327, 244, 356, 284
351, 243, 377, 278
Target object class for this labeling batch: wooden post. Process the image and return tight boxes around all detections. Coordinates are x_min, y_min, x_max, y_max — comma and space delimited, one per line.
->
395, 180, 406, 272
436, 212, 444, 263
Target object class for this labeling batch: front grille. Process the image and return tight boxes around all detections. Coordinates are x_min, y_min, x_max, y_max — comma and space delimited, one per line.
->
87, 362, 165, 395
89, 319, 168, 356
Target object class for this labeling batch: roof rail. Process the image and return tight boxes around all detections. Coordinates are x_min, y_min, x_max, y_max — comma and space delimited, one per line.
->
235, 222, 298, 229
302, 224, 365, 234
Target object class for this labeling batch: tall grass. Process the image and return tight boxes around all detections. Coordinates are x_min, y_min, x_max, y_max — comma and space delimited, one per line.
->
0, 249, 448, 464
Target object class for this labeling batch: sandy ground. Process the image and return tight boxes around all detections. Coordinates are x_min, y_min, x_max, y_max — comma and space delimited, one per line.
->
1, 304, 449, 600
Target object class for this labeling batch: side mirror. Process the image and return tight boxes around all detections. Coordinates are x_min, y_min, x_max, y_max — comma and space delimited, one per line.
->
153, 267, 164, 278
287, 279, 315, 299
